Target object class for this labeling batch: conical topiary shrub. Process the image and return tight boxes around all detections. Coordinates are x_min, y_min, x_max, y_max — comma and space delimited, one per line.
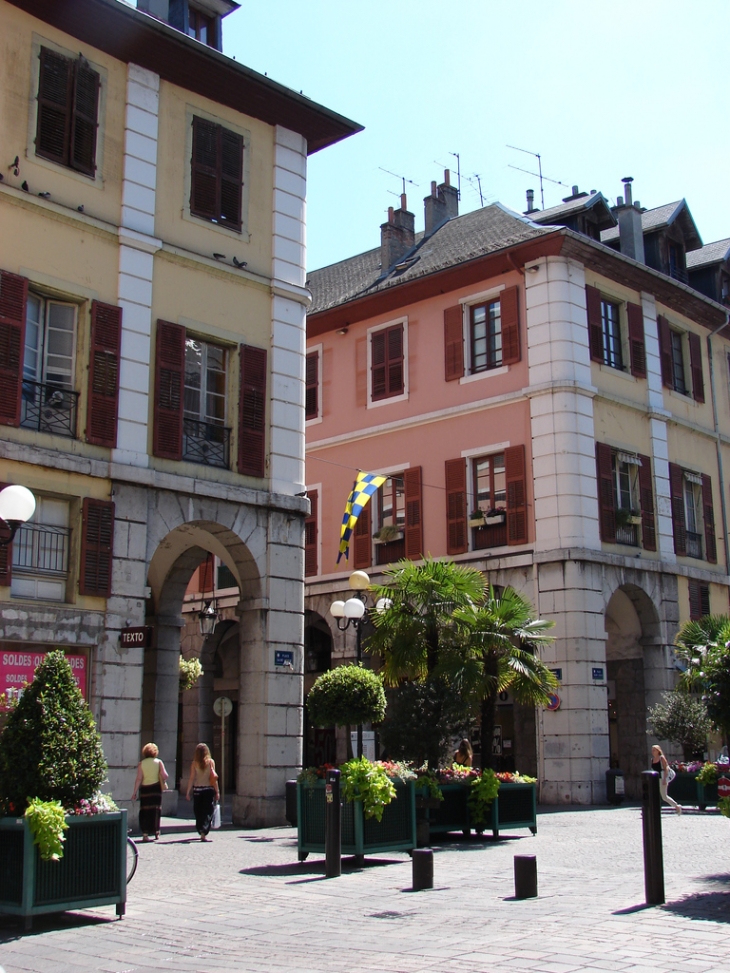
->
0, 650, 107, 814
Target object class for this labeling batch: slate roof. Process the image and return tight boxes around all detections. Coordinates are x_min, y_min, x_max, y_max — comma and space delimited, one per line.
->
686, 238, 730, 269
529, 192, 615, 228
308, 204, 553, 314
600, 200, 702, 249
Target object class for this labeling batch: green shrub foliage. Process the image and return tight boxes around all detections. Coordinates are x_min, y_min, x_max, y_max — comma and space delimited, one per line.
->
0, 651, 107, 813
306, 664, 386, 728
647, 690, 711, 759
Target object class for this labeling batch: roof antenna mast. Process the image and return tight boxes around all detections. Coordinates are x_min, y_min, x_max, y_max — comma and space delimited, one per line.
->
449, 152, 461, 200
507, 144, 544, 209
378, 167, 418, 200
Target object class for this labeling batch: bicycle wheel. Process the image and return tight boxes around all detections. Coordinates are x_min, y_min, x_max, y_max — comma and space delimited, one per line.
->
126, 836, 139, 883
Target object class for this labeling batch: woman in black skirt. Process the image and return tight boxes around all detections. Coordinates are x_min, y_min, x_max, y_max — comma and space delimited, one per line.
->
132, 742, 169, 841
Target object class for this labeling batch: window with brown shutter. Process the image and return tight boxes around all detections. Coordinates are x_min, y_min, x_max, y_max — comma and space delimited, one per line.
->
500, 286, 520, 366
79, 497, 114, 597
637, 453, 656, 552
595, 442, 616, 543
305, 350, 319, 420
445, 458, 467, 555
0, 269, 28, 427
86, 301, 121, 447
191, 116, 243, 231
444, 305, 464, 381
305, 490, 318, 577
371, 323, 404, 401
688, 332, 705, 403
657, 315, 673, 387
668, 462, 687, 556
627, 303, 646, 378
689, 580, 710, 621
702, 474, 717, 564
238, 344, 267, 477
403, 467, 423, 560
585, 285, 604, 363
352, 497, 371, 570
153, 321, 185, 460
36, 48, 99, 176
0, 481, 12, 586
505, 445, 528, 545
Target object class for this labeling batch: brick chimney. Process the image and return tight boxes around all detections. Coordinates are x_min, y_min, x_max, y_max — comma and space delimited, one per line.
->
380, 194, 415, 271
613, 177, 645, 263
423, 170, 459, 237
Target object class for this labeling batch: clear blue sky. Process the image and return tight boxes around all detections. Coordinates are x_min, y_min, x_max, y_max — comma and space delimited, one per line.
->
222, 2, 727, 273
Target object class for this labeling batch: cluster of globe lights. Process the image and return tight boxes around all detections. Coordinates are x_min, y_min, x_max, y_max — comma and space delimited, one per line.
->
330, 570, 392, 623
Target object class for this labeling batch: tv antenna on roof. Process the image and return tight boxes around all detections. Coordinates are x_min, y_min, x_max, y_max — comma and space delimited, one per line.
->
378, 167, 418, 199
506, 145, 569, 210
433, 152, 462, 200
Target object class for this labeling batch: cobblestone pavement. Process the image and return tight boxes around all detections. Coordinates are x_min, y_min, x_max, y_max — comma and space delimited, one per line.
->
1, 803, 729, 973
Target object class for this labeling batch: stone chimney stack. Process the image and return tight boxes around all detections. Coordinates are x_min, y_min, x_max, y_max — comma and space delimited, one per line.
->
614, 177, 645, 263
423, 170, 459, 237
380, 194, 415, 271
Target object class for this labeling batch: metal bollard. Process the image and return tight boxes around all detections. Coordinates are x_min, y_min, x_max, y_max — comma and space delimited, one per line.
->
412, 848, 434, 890
641, 770, 664, 904
324, 769, 341, 879
514, 855, 538, 898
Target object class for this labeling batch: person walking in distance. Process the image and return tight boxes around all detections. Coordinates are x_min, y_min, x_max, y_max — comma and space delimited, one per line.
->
131, 742, 169, 841
186, 743, 220, 840
651, 745, 682, 814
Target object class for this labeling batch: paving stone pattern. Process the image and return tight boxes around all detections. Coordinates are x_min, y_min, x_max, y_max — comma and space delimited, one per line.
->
1, 804, 729, 973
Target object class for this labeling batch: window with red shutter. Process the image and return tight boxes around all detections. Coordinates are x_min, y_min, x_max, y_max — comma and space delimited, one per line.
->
353, 498, 371, 570
702, 474, 717, 564
304, 490, 318, 577
688, 580, 710, 621
444, 305, 464, 381
595, 443, 616, 543
403, 467, 423, 560
500, 286, 521, 366
637, 454, 656, 552
505, 445, 528, 545
585, 285, 604, 363
668, 462, 687, 556
370, 323, 404, 401
191, 116, 243, 231
305, 350, 319, 420
688, 332, 705, 403
657, 315, 673, 388
153, 321, 185, 460
238, 344, 267, 477
86, 301, 121, 447
627, 303, 647, 378
36, 48, 99, 176
445, 458, 467, 555
0, 270, 28, 427
79, 498, 114, 597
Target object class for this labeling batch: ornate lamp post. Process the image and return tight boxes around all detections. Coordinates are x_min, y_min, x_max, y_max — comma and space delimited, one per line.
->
0, 485, 36, 547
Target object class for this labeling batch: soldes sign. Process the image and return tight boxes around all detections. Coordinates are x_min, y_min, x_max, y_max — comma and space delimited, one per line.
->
1, 649, 88, 700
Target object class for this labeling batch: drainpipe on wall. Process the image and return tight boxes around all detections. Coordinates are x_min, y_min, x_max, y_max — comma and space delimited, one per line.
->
707, 311, 730, 575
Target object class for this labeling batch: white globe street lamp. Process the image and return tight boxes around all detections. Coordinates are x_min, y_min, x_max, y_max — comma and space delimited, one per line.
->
0, 485, 36, 546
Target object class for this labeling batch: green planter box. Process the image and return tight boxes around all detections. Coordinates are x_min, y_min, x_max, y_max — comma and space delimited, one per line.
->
697, 781, 719, 810
297, 780, 416, 862
420, 781, 537, 838
667, 772, 700, 806
0, 810, 127, 929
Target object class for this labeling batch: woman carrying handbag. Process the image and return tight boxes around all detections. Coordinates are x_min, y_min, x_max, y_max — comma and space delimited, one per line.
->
131, 742, 169, 841
185, 743, 220, 840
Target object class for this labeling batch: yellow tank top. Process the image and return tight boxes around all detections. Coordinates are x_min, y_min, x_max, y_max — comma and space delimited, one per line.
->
140, 757, 160, 785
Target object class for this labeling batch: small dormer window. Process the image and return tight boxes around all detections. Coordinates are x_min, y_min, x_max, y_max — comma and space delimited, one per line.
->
188, 6, 214, 44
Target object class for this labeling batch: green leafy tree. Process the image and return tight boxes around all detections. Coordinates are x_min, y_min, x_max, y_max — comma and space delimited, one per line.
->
378, 677, 474, 767
307, 664, 386, 730
674, 615, 730, 738
647, 690, 712, 759
0, 651, 107, 814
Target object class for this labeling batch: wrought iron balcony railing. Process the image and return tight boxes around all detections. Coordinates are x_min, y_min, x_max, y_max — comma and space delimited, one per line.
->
12, 523, 70, 576
615, 524, 639, 546
183, 416, 230, 468
21, 381, 79, 438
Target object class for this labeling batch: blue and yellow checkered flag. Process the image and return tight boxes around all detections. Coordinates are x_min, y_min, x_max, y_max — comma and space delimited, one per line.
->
337, 471, 388, 563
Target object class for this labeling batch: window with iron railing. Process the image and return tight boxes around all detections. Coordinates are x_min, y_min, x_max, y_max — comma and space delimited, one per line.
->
183, 338, 230, 468
22, 296, 78, 437
11, 497, 70, 602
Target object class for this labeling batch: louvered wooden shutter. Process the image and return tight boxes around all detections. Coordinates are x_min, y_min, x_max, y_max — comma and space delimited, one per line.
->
387, 324, 404, 395
191, 117, 219, 221
627, 302, 646, 378
371, 330, 387, 399
304, 490, 318, 577
199, 557, 214, 594
79, 498, 114, 597
595, 442, 616, 543
238, 344, 267, 477
445, 458, 467, 555
153, 320, 185, 460
36, 48, 71, 166
0, 482, 12, 586
444, 305, 464, 381
86, 301, 121, 447
219, 127, 243, 230
585, 285, 604, 363
404, 467, 423, 560
702, 474, 717, 563
500, 286, 521, 365
0, 270, 28, 427
305, 350, 319, 420
505, 445, 528, 545
70, 60, 99, 175
637, 453, 656, 551
688, 580, 709, 621
657, 315, 673, 388
352, 496, 371, 569
668, 462, 686, 556
688, 332, 705, 403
